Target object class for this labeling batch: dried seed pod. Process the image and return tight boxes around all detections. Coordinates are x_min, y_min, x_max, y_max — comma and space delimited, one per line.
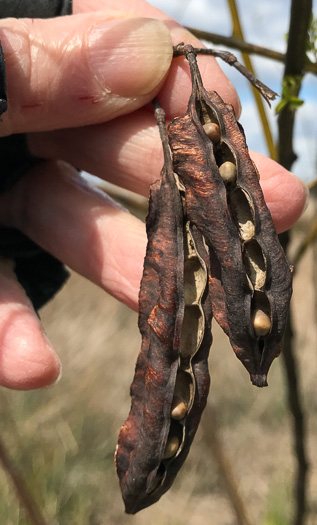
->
168, 44, 292, 387
115, 105, 213, 514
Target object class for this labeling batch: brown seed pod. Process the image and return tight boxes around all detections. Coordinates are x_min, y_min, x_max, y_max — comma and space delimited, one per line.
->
168, 44, 292, 387
116, 44, 292, 513
115, 105, 212, 514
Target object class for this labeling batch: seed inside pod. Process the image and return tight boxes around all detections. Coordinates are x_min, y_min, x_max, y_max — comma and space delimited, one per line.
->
172, 370, 193, 414
163, 436, 180, 459
203, 122, 220, 142
179, 305, 204, 358
251, 291, 271, 337
243, 240, 266, 290
171, 396, 187, 420
219, 161, 237, 185
228, 188, 255, 241
184, 257, 207, 304
252, 308, 271, 336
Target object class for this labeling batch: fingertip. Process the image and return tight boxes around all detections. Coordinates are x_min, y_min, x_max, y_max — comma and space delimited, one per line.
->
0, 310, 61, 390
269, 172, 308, 234
251, 151, 309, 233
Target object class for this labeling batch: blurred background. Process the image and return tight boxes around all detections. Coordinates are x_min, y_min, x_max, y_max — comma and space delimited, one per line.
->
0, 1, 317, 524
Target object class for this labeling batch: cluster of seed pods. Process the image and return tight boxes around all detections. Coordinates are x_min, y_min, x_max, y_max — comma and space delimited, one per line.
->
115, 44, 293, 513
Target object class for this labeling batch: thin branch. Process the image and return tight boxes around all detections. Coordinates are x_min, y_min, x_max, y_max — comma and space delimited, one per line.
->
0, 435, 49, 525
292, 216, 317, 266
278, 236, 310, 525
226, 0, 277, 159
277, 2, 312, 523
308, 178, 317, 191
185, 28, 317, 75
278, 0, 313, 170
202, 406, 253, 525
173, 44, 278, 105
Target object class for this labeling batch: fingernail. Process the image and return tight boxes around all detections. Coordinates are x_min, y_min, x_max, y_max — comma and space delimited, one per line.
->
88, 18, 172, 97
300, 178, 310, 215
42, 332, 63, 386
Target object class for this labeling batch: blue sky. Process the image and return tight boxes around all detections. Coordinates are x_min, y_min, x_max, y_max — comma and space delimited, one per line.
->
148, 0, 317, 183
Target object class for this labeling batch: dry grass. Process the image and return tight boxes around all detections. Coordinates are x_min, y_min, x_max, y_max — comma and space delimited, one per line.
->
0, 201, 317, 525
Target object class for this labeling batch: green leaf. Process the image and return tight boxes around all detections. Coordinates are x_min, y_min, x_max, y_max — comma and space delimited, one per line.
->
275, 99, 288, 114
275, 75, 304, 114
307, 15, 317, 61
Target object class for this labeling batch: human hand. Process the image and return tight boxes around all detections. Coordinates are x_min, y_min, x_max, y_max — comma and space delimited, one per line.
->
0, 0, 307, 390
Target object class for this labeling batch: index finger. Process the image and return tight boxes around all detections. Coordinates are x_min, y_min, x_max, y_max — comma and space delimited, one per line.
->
0, 3, 240, 136
75, 0, 242, 117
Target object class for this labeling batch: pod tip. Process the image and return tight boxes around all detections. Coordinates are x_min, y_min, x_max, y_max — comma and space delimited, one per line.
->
250, 373, 268, 388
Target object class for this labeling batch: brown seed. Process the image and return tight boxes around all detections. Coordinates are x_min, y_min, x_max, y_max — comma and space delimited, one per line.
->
163, 436, 180, 459
171, 396, 187, 420
203, 122, 220, 142
252, 308, 271, 336
219, 161, 237, 184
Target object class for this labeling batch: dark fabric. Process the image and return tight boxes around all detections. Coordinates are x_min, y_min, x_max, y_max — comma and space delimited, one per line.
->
0, 134, 42, 192
15, 251, 70, 310
0, 42, 7, 115
0, 0, 73, 309
0, 0, 72, 18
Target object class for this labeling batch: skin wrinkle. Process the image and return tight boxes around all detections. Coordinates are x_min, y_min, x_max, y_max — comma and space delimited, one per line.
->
98, 212, 146, 308
114, 119, 162, 192
0, 14, 173, 135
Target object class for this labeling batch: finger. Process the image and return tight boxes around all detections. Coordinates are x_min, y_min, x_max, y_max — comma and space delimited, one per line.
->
74, 0, 241, 118
249, 151, 308, 233
0, 161, 147, 311
0, 257, 61, 390
29, 109, 308, 231
0, 3, 240, 136
0, 14, 173, 135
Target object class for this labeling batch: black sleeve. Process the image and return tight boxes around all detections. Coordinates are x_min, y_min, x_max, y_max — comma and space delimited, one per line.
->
0, 0, 73, 310
0, 1, 72, 18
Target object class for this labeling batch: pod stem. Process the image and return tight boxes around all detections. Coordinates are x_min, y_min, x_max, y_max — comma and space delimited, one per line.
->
173, 43, 278, 106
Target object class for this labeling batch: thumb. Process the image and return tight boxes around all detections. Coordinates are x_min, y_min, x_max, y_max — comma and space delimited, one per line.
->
0, 13, 173, 135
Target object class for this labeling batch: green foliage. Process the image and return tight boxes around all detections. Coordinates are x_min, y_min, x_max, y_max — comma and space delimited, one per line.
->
275, 75, 304, 114
262, 481, 293, 525
307, 15, 317, 61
